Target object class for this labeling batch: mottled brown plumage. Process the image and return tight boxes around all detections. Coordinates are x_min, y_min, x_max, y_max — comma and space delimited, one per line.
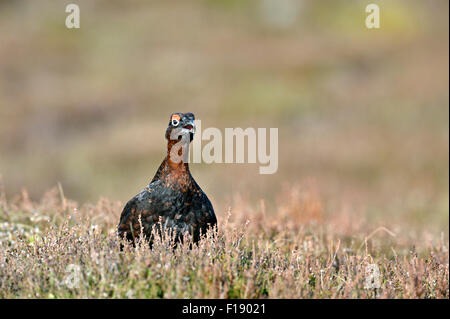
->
117, 113, 216, 247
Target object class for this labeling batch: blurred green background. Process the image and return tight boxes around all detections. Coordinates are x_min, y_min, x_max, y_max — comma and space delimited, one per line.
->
0, 0, 448, 232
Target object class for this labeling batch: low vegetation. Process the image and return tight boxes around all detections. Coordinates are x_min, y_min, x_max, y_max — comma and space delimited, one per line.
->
0, 186, 447, 298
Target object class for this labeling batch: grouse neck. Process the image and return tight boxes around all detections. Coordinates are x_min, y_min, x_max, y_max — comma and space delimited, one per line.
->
166, 138, 190, 172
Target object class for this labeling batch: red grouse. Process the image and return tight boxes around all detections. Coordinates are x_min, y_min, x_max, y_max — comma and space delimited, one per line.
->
118, 112, 217, 247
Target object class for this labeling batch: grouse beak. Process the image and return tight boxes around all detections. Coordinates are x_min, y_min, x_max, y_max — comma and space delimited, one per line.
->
182, 121, 196, 134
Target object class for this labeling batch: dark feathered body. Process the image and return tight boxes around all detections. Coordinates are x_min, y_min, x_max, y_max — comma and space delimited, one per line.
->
117, 113, 216, 247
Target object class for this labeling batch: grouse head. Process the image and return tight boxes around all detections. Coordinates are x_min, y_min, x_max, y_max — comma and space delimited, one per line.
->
165, 112, 196, 143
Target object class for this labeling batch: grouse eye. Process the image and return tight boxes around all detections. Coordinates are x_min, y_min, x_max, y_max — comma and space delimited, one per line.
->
171, 114, 181, 127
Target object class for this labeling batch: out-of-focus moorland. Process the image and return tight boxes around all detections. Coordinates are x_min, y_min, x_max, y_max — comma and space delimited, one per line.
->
0, 0, 448, 236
